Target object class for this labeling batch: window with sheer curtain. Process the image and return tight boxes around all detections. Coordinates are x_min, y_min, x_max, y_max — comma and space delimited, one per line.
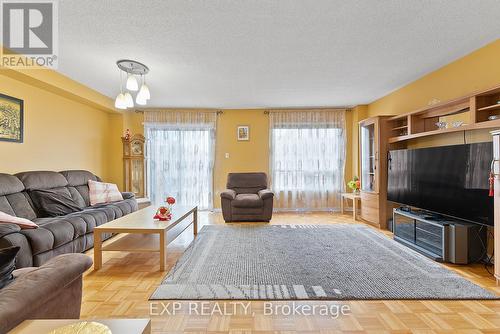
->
144, 110, 217, 210
269, 109, 346, 211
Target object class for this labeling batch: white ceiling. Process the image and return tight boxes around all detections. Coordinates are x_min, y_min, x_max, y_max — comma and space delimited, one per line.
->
57, 0, 500, 109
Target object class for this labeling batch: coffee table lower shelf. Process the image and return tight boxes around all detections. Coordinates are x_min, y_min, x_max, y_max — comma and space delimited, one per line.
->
93, 206, 198, 271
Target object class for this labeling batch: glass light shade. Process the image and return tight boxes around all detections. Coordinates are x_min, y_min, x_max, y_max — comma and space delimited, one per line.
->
114, 93, 127, 109
126, 74, 139, 91
124, 92, 134, 108
136, 94, 147, 106
137, 83, 151, 100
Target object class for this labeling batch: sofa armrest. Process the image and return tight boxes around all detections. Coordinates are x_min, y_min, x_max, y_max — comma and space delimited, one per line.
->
0, 253, 92, 333
258, 189, 274, 200
0, 223, 21, 239
121, 192, 135, 200
220, 189, 236, 200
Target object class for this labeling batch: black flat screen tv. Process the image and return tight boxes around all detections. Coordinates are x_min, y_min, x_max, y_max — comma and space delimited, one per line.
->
387, 142, 493, 226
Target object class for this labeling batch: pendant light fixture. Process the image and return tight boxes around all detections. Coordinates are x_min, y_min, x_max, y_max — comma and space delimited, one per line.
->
115, 59, 150, 110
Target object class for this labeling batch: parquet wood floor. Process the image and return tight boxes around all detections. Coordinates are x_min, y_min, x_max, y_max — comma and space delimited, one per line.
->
82, 212, 500, 333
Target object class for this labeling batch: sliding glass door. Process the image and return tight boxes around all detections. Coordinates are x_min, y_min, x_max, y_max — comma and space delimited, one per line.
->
145, 112, 216, 210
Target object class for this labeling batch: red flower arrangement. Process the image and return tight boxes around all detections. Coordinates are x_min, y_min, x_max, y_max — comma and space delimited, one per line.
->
153, 197, 176, 221
153, 206, 171, 221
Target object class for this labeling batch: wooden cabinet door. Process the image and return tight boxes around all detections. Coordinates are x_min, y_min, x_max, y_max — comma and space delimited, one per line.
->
360, 118, 379, 193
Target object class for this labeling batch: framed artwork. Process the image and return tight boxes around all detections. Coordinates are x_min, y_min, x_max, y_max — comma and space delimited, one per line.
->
237, 125, 249, 141
0, 93, 24, 143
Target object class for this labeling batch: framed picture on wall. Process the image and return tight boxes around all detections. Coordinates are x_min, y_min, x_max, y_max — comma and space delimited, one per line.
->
0, 93, 24, 143
237, 125, 249, 141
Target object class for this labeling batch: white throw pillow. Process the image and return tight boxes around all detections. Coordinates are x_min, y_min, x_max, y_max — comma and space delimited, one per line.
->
0, 211, 38, 229
88, 180, 123, 206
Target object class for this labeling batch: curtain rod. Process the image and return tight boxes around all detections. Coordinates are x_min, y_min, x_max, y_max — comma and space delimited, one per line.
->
263, 108, 351, 114
135, 109, 223, 115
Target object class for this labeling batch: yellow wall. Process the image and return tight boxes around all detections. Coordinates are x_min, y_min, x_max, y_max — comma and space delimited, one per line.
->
0, 69, 119, 182
214, 110, 270, 208
368, 39, 500, 118
348, 39, 500, 176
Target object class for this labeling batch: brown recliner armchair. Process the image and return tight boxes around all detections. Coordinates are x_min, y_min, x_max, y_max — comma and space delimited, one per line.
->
220, 172, 274, 222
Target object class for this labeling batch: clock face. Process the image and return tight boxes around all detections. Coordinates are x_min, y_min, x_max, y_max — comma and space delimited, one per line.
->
131, 141, 143, 155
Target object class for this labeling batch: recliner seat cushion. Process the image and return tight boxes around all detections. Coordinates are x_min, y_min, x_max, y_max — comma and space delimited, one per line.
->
26, 207, 115, 255
232, 194, 263, 208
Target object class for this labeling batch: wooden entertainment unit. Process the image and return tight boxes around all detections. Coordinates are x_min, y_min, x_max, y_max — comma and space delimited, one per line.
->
359, 84, 500, 280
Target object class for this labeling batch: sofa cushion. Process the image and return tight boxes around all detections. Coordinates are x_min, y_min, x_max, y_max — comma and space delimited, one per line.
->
60, 170, 99, 187
0, 193, 37, 220
22, 219, 71, 254
0, 174, 24, 196
232, 194, 263, 208
16, 171, 68, 191
105, 198, 138, 217
0, 174, 37, 220
61, 170, 100, 207
78, 207, 115, 228
30, 189, 83, 217
25, 207, 116, 256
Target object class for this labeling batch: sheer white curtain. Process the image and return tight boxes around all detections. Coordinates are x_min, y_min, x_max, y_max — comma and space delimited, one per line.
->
269, 109, 346, 211
144, 110, 217, 210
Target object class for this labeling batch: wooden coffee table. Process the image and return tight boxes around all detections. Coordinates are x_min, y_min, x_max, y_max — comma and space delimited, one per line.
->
94, 205, 197, 271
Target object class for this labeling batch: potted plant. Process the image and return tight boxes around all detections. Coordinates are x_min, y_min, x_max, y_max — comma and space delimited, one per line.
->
347, 176, 361, 194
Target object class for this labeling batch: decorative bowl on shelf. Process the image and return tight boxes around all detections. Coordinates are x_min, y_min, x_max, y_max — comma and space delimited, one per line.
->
450, 121, 464, 128
489, 115, 500, 121
435, 121, 447, 129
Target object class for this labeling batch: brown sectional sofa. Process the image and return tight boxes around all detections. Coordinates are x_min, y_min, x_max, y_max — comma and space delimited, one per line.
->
0, 170, 138, 268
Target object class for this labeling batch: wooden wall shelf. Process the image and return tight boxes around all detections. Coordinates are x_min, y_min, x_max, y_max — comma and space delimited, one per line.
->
387, 84, 500, 143
388, 118, 500, 143
477, 104, 500, 112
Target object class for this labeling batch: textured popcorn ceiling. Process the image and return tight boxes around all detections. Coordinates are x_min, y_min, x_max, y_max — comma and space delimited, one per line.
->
57, 0, 500, 108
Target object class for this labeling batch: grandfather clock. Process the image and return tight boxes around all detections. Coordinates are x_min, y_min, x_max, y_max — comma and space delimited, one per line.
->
122, 134, 146, 198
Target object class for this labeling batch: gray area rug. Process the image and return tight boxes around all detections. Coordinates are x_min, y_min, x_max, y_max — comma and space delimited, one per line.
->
151, 224, 498, 300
